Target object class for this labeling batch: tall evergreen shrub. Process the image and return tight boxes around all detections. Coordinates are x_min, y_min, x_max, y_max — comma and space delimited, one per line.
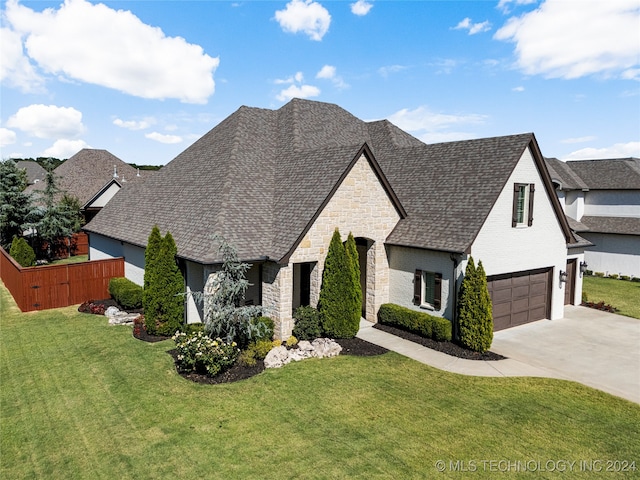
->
143, 226, 162, 333
344, 232, 362, 336
319, 228, 357, 338
9, 236, 35, 267
457, 256, 493, 352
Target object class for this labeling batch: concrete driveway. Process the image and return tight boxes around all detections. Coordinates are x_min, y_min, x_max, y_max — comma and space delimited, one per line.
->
491, 305, 640, 404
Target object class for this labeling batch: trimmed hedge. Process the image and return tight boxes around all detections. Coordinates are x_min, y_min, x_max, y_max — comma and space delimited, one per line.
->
378, 303, 452, 342
292, 306, 323, 341
9, 236, 36, 267
108, 277, 143, 310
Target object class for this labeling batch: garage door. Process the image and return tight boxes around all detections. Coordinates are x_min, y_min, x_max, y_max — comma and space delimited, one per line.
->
487, 268, 552, 331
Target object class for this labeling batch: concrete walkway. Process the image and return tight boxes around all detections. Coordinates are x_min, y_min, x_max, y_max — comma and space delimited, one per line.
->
357, 306, 640, 404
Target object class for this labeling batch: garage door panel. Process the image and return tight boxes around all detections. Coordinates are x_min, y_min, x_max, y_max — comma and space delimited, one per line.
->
487, 267, 551, 331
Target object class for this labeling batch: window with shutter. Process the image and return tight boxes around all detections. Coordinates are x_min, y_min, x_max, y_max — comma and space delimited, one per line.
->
414, 269, 442, 311
512, 183, 534, 227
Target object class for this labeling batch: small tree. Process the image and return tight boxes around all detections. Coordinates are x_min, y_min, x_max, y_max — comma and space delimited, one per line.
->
142, 227, 185, 335
457, 256, 493, 353
0, 160, 31, 249
319, 228, 356, 338
189, 236, 263, 346
344, 232, 362, 336
9, 236, 36, 267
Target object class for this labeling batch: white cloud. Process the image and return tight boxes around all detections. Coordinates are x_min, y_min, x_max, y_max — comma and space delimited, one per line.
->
563, 141, 640, 160
0, 128, 17, 147
6, 104, 85, 139
512, 86, 525, 92
113, 118, 154, 131
0, 27, 44, 93
453, 17, 491, 35
387, 106, 488, 143
275, 0, 331, 41
497, 0, 538, 14
378, 64, 408, 78
145, 132, 183, 144
43, 139, 90, 158
276, 84, 321, 102
351, 0, 373, 16
4, 0, 218, 103
495, 0, 640, 79
316, 65, 348, 89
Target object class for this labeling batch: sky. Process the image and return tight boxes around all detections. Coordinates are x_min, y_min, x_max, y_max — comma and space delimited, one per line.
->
1, 0, 639, 166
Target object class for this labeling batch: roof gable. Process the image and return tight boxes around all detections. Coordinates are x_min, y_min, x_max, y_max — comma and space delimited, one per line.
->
565, 158, 640, 190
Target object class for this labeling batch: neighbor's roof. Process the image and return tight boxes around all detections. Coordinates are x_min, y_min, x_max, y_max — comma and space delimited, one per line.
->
26, 149, 151, 207
84, 99, 572, 263
577, 216, 640, 236
548, 157, 640, 191
15, 160, 47, 185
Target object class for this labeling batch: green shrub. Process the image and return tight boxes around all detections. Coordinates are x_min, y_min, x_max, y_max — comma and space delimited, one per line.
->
377, 303, 452, 342
181, 323, 204, 335
293, 306, 323, 340
235, 316, 274, 349
594, 272, 605, 277
457, 257, 493, 353
108, 277, 143, 310
620, 275, 631, 281
608, 274, 619, 280
285, 335, 298, 347
9, 236, 35, 267
239, 339, 274, 367
632, 277, 640, 283
173, 331, 239, 376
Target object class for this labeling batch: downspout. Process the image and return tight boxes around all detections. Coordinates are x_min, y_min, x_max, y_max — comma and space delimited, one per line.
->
450, 253, 460, 341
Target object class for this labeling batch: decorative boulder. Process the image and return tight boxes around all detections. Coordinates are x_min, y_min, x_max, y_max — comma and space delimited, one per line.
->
264, 346, 291, 369
105, 306, 141, 326
311, 338, 342, 358
264, 338, 343, 368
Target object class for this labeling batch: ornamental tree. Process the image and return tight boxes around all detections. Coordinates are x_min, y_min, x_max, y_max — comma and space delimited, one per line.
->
319, 228, 359, 338
457, 256, 493, 352
9, 236, 36, 267
344, 232, 362, 336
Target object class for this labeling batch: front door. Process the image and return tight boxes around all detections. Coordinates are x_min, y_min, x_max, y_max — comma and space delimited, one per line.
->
564, 259, 576, 305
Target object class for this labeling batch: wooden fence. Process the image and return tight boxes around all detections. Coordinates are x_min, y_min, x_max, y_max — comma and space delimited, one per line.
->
0, 247, 124, 312
37, 232, 89, 259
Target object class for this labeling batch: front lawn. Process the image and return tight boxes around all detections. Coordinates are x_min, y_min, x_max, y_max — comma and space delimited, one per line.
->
1, 282, 639, 479
583, 276, 640, 319
47, 254, 89, 265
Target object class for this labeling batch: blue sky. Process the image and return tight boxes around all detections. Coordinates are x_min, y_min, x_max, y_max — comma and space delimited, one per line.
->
1, 0, 638, 166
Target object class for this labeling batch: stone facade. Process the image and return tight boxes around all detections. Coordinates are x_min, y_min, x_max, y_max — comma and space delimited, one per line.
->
265, 154, 402, 339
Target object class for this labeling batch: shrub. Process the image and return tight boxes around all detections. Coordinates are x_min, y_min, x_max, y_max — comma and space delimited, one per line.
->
377, 303, 452, 342
181, 323, 205, 335
594, 272, 605, 277
293, 306, 323, 340
319, 229, 358, 338
78, 300, 105, 315
235, 316, 274, 349
632, 277, 640, 283
344, 232, 362, 335
239, 339, 275, 367
457, 257, 493, 353
9, 236, 35, 267
620, 275, 631, 281
608, 274, 619, 280
285, 335, 298, 347
108, 277, 143, 310
172, 331, 239, 376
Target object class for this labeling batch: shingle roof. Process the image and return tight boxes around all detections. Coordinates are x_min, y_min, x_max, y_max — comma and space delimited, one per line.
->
15, 161, 47, 185
25, 149, 151, 207
577, 216, 640, 236
565, 158, 640, 190
544, 157, 589, 190
84, 99, 571, 263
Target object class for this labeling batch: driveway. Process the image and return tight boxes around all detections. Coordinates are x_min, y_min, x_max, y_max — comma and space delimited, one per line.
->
491, 305, 640, 404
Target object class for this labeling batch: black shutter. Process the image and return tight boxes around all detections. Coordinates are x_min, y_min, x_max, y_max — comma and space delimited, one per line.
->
512, 183, 519, 227
528, 183, 535, 226
413, 270, 422, 305
434, 273, 442, 310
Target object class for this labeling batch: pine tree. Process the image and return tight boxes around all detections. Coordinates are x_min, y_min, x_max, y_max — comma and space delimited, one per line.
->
319, 228, 354, 338
457, 256, 493, 353
344, 232, 362, 337
9, 236, 36, 267
156, 232, 185, 335
0, 160, 31, 249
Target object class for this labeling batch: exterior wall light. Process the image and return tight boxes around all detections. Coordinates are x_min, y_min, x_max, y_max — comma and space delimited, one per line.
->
579, 261, 588, 276
559, 270, 568, 284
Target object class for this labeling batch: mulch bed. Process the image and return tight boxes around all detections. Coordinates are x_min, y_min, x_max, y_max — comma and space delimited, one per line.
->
373, 323, 506, 361
582, 301, 617, 313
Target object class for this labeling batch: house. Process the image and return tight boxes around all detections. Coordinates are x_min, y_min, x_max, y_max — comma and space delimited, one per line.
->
26, 149, 152, 223
546, 157, 640, 277
16, 160, 47, 185
84, 99, 584, 339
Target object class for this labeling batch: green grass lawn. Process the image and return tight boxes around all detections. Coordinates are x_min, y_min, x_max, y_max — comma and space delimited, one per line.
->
1, 282, 639, 479
47, 254, 89, 265
583, 276, 640, 319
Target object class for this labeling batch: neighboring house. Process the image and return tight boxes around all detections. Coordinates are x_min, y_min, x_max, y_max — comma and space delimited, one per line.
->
546, 157, 640, 277
26, 149, 152, 223
16, 160, 47, 185
84, 99, 584, 339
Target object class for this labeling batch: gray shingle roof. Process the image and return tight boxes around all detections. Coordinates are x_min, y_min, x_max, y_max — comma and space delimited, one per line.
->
577, 216, 640, 236
565, 158, 640, 190
544, 157, 589, 190
15, 161, 47, 185
25, 149, 150, 207
84, 99, 571, 263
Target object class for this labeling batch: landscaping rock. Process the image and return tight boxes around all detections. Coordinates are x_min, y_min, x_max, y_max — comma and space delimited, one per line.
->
105, 306, 141, 326
264, 338, 343, 368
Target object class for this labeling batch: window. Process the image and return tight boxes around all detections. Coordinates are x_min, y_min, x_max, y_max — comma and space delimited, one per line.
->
512, 183, 535, 227
413, 269, 442, 310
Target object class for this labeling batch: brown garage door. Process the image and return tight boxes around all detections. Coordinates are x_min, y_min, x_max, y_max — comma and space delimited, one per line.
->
487, 268, 552, 331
